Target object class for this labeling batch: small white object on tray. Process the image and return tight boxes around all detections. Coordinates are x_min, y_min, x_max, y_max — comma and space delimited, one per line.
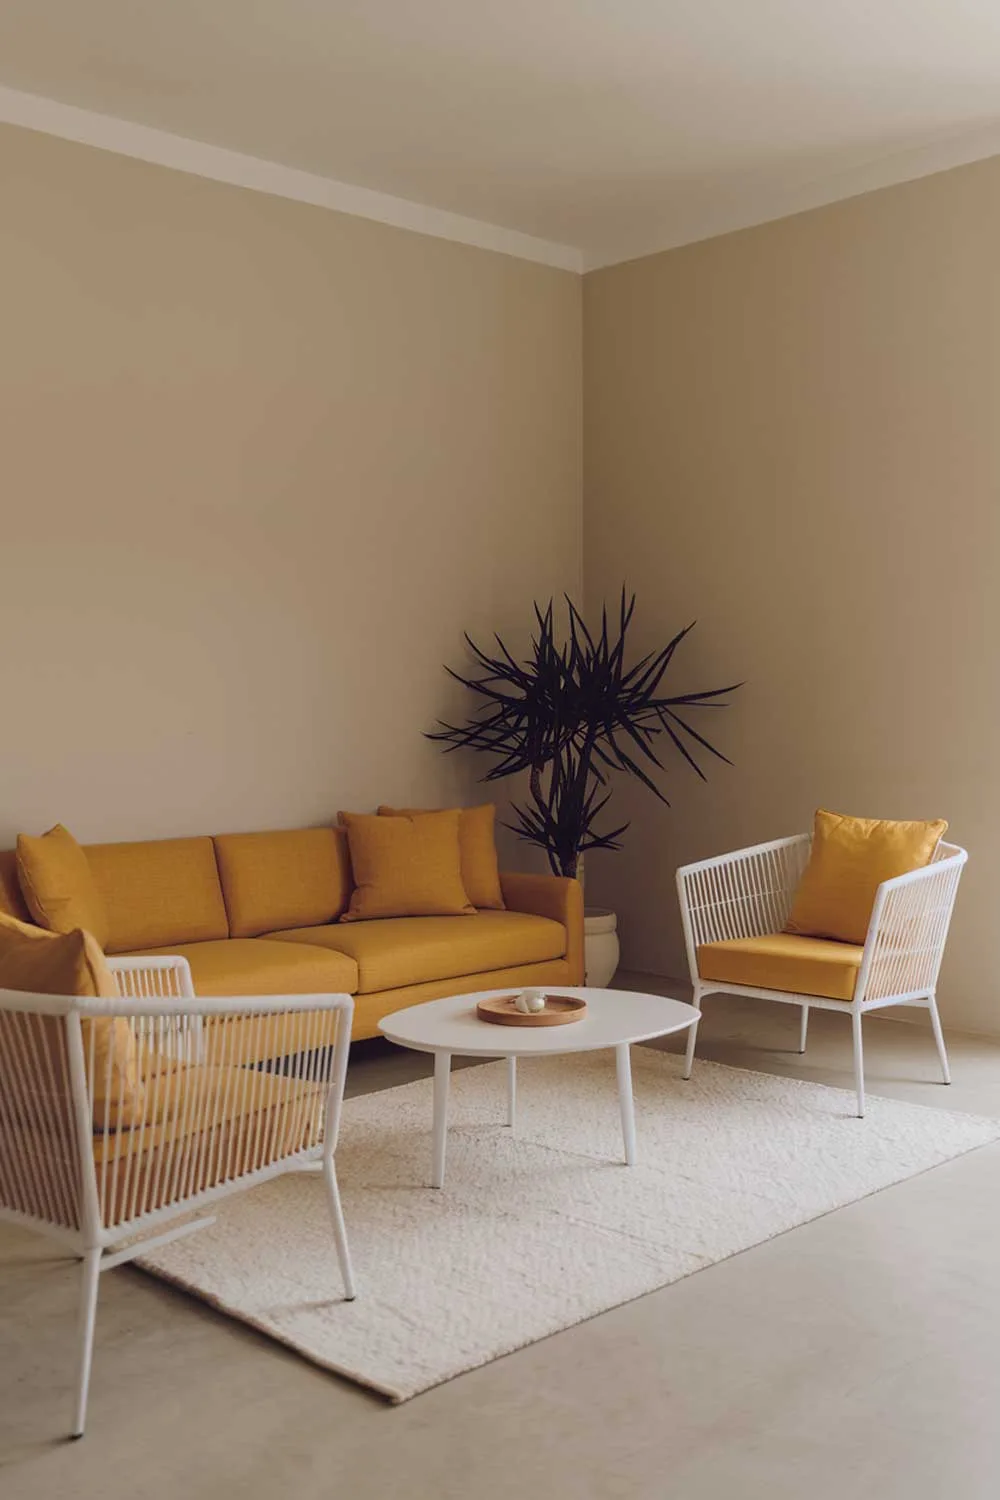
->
514, 987, 546, 1014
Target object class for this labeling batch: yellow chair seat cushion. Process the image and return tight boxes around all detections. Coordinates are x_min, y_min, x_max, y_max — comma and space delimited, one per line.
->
339, 809, 474, 921
785, 809, 947, 946
92, 1061, 325, 1226
269, 911, 567, 994
378, 804, 504, 910
16, 824, 110, 948
696, 932, 864, 1002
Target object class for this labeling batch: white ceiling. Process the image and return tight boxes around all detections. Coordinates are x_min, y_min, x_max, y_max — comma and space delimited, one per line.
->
2, 0, 1000, 269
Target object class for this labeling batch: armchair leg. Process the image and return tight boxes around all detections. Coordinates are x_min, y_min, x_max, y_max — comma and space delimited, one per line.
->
71, 1248, 101, 1439
799, 1005, 810, 1054
927, 993, 951, 1085
682, 993, 702, 1080
322, 1155, 356, 1301
851, 1010, 865, 1119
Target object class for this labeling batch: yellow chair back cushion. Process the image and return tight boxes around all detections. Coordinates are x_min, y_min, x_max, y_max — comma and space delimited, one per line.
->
85, 836, 229, 954
0, 912, 144, 1128
378, 803, 504, 910
785, 809, 947, 946
339, 810, 474, 921
0, 849, 33, 923
214, 827, 353, 937
16, 824, 110, 948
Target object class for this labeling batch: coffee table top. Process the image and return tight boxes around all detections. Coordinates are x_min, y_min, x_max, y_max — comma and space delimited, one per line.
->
379, 986, 698, 1057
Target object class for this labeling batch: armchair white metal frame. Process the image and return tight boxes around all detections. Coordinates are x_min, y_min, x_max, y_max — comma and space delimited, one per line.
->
677, 835, 967, 1118
0, 954, 355, 1438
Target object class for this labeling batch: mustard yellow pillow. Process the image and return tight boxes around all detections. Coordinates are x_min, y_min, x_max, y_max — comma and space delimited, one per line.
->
0, 912, 144, 1129
16, 824, 109, 950
785, 809, 948, 946
378, 803, 504, 910
339, 810, 474, 922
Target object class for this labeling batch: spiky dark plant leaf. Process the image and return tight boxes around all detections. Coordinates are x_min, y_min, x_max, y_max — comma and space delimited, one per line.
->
428, 590, 739, 876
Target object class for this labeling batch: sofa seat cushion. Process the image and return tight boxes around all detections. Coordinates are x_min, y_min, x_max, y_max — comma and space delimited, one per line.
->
267, 910, 567, 994
697, 932, 864, 1002
126, 940, 357, 1066
129, 938, 359, 997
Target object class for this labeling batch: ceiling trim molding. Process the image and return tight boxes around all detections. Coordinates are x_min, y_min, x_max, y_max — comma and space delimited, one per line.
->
3, 82, 999, 276
0, 84, 584, 273
584, 122, 1000, 270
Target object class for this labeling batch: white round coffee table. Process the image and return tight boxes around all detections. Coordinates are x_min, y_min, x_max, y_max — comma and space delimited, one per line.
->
379, 986, 699, 1188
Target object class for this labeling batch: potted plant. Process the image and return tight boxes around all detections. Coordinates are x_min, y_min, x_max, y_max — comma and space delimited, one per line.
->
429, 591, 738, 985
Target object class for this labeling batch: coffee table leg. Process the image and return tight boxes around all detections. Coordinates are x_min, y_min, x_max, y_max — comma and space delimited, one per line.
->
616, 1043, 637, 1166
432, 1051, 451, 1189
506, 1055, 517, 1129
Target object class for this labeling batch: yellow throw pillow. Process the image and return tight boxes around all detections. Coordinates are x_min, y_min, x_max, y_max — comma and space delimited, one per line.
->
0, 912, 144, 1130
16, 824, 109, 949
377, 803, 505, 910
785, 809, 948, 946
339, 810, 475, 922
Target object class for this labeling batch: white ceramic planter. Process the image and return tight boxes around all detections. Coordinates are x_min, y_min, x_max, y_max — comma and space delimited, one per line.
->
584, 907, 620, 988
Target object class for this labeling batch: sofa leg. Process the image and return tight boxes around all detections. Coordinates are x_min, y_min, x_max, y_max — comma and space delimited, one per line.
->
799, 1005, 809, 1054
71, 1248, 101, 1439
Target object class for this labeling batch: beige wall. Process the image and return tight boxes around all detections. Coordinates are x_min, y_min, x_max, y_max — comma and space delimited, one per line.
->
584, 155, 1000, 1034
0, 124, 581, 849
5, 119, 998, 1031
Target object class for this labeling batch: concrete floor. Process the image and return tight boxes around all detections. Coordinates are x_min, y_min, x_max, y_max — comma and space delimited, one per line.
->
3, 980, 1000, 1499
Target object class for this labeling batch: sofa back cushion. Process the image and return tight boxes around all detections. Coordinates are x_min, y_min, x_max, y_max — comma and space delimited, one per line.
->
86, 837, 229, 954
214, 827, 352, 938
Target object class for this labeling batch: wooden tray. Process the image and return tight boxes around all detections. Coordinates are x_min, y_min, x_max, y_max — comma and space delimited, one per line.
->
476, 994, 587, 1027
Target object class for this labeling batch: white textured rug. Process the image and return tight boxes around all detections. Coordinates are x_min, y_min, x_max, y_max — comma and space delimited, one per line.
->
139, 1050, 1000, 1401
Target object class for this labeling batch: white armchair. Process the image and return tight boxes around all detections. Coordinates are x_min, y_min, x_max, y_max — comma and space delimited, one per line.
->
0, 958, 355, 1438
676, 834, 967, 1117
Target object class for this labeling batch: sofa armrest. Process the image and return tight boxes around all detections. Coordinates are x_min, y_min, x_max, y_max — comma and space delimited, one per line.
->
500, 872, 585, 984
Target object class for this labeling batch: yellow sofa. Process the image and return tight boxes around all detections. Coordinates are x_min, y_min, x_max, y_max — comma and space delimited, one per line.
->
0, 825, 584, 1060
